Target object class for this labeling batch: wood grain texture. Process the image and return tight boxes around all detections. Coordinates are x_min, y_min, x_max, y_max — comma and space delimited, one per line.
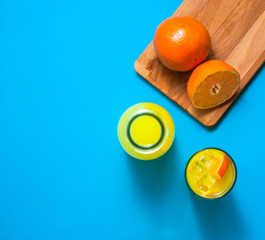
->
134, 0, 265, 126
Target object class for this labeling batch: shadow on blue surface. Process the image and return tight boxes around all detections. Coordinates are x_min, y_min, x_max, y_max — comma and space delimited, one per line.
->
190, 191, 249, 240
126, 143, 179, 205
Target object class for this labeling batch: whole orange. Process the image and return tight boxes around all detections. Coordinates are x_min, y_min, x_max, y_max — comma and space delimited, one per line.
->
154, 16, 211, 72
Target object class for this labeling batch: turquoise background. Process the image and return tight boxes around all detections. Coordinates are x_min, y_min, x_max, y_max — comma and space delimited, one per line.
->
0, 0, 264, 239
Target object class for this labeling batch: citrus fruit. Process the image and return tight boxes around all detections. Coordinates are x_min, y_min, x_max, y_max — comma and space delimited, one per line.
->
209, 154, 230, 180
153, 16, 211, 72
187, 60, 240, 109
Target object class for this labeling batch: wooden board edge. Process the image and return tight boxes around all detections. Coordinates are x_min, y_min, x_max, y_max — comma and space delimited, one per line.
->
205, 52, 265, 126
134, 60, 150, 79
135, 55, 265, 127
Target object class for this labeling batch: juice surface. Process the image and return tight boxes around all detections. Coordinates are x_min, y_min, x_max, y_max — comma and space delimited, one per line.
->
186, 148, 236, 198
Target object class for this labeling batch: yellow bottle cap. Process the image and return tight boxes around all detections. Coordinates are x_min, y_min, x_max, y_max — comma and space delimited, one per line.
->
117, 102, 175, 160
129, 115, 162, 148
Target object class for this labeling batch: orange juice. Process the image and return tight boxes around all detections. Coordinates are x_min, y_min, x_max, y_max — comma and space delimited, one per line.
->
185, 148, 237, 199
117, 103, 175, 160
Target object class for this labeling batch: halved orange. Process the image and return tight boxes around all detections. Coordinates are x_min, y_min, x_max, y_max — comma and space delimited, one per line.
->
209, 154, 230, 180
187, 60, 240, 109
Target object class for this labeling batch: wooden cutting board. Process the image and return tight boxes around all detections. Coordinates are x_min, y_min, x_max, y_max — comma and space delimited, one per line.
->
134, 0, 265, 126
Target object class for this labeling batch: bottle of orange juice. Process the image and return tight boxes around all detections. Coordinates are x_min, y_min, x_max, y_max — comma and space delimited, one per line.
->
118, 103, 175, 160
185, 148, 237, 199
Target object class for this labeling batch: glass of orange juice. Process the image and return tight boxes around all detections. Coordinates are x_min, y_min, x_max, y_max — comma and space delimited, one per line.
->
185, 148, 237, 199
117, 103, 175, 160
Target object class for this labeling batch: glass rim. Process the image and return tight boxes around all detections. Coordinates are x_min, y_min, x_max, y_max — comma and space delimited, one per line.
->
127, 112, 165, 150
185, 147, 237, 199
